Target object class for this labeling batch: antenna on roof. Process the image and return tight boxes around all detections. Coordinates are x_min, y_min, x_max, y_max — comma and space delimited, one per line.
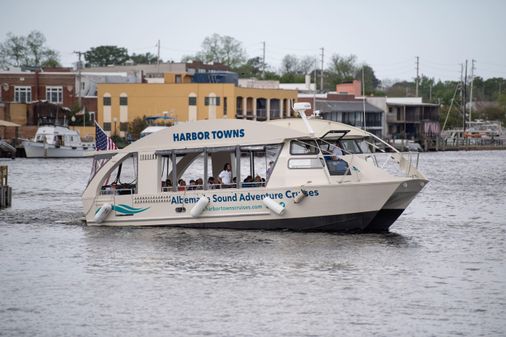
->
293, 102, 315, 137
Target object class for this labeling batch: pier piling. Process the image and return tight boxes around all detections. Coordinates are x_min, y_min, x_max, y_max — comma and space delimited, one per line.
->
0, 166, 12, 209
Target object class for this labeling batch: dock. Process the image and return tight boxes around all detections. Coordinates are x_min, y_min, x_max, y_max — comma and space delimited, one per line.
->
0, 166, 12, 209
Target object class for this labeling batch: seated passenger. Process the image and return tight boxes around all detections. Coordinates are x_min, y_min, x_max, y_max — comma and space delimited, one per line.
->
188, 179, 196, 190
242, 175, 254, 188
254, 175, 265, 187
178, 179, 186, 191
195, 178, 203, 190
208, 176, 219, 189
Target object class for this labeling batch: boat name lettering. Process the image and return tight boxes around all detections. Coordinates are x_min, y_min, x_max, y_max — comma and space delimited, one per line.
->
169, 190, 319, 205
173, 129, 245, 142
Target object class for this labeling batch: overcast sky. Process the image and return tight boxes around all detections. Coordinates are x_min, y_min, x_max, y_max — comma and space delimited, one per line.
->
1, 0, 505, 81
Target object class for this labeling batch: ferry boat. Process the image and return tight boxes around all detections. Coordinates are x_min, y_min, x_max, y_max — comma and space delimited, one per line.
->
82, 103, 427, 232
23, 122, 95, 158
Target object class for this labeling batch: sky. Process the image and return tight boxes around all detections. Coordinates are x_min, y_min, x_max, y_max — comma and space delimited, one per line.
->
1, 0, 505, 82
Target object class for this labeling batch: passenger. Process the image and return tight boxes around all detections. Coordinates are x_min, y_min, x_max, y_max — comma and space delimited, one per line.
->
218, 163, 232, 187
208, 176, 219, 189
161, 178, 172, 191
331, 142, 343, 160
195, 178, 203, 190
254, 175, 264, 187
242, 175, 253, 188
188, 179, 196, 190
266, 161, 274, 179
232, 177, 237, 187
178, 179, 186, 191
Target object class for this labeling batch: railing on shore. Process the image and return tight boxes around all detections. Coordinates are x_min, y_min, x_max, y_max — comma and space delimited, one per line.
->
0, 166, 12, 209
422, 137, 506, 151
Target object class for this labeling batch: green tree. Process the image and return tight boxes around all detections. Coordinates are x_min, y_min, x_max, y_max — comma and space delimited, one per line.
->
234, 56, 263, 78
129, 52, 159, 64
84, 45, 129, 67
324, 54, 357, 90
354, 64, 380, 94
0, 31, 60, 69
193, 34, 246, 68
128, 116, 148, 140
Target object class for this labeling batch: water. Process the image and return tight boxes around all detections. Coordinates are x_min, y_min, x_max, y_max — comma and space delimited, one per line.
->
1, 152, 505, 336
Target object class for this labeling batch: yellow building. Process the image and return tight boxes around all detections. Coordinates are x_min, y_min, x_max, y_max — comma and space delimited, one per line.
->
97, 73, 298, 137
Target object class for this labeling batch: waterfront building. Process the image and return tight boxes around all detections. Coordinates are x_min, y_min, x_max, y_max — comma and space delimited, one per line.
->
96, 72, 297, 137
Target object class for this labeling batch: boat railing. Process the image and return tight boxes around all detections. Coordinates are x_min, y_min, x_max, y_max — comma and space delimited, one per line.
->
162, 181, 266, 193
100, 187, 135, 195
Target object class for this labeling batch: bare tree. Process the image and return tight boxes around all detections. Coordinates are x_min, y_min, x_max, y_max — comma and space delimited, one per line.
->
0, 31, 60, 69
193, 34, 246, 68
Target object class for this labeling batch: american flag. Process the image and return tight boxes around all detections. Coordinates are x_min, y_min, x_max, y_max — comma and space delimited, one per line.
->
95, 122, 118, 150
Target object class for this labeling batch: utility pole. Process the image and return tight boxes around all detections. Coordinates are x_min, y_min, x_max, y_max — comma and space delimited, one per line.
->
463, 60, 468, 134
362, 66, 366, 130
262, 41, 266, 79
156, 39, 161, 74
469, 59, 476, 121
73, 51, 84, 107
415, 56, 420, 97
320, 47, 324, 92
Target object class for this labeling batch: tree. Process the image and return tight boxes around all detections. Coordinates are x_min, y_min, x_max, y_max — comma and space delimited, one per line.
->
324, 54, 357, 90
234, 57, 262, 78
84, 46, 129, 67
0, 31, 60, 69
129, 52, 159, 65
128, 117, 148, 140
354, 64, 380, 94
193, 34, 246, 68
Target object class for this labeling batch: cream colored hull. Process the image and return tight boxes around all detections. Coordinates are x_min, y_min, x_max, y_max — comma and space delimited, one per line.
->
84, 180, 404, 232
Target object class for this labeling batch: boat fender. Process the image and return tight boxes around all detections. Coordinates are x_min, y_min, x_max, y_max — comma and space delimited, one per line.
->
94, 203, 112, 223
293, 189, 308, 204
263, 197, 285, 215
190, 196, 209, 217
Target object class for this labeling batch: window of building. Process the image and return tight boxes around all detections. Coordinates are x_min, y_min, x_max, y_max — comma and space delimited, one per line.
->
14, 86, 32, 103
205, 96, 220, 106
175, 75, 182, 83
46, 86, 63, 103
103, 96, 111, 106
120, 122, 128, 132
119, 96, 128, 106
188, 96, 197, 106
103, 122, 111, 131
223, 97, 227, 116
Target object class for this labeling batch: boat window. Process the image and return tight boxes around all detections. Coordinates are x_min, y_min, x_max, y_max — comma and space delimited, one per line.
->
340, 139, 362, 154
99, 153, 138, 195
326, 159, 351, 176
158, 144, 282, 192
290, 139, 319, 155
288, 158, 324, 169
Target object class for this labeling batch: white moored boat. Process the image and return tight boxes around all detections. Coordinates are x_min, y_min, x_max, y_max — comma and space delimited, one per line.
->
82, 103, 427, 232
23, 123, 95, 158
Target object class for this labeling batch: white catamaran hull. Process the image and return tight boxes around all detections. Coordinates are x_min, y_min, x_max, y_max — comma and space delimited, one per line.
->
23, 141, 95, 158
84, 181, 404, 232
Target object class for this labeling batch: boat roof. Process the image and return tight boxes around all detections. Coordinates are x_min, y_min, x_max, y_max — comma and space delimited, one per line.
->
97, 118, 370, 157
267, 118, 369, 139
127, 119, 310, 153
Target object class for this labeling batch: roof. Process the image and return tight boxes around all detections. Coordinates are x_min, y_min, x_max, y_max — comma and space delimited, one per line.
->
127, 119, 309, 153
0, 120, 21, 127
267, 118, 369, 139
316, 100, 384, 113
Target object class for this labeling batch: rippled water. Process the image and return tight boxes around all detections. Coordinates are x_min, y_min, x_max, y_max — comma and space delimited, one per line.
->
1, 152, 505, 336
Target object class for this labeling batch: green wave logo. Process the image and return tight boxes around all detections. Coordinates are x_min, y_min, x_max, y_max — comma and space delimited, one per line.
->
112, 204, 150, 215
